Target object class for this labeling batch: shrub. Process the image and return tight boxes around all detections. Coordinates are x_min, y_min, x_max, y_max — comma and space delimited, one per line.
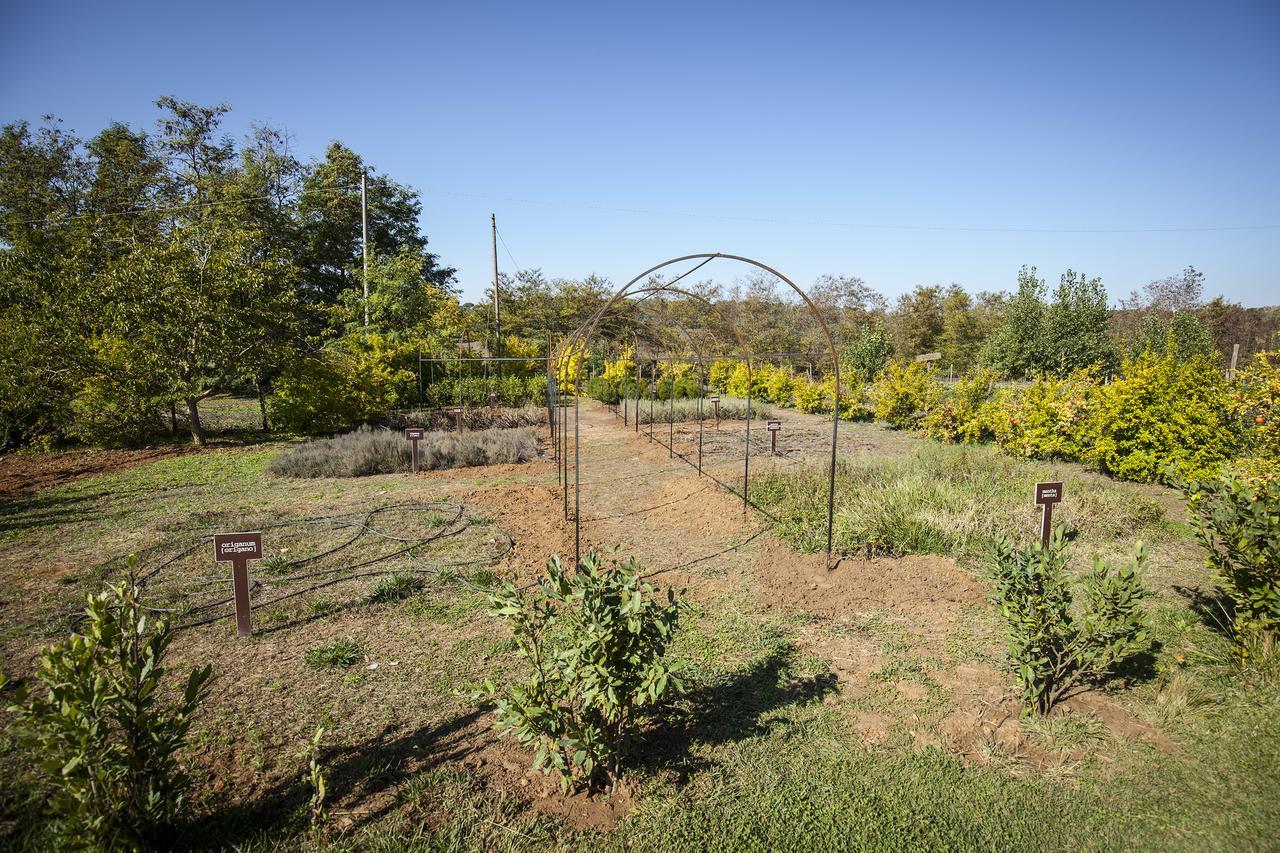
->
922, 368, 999, 443
674, 375, 700, 400
481, 550, 685, 791
793, 378, 826, 414
708, 359, 737, 393
304, 638, 364, 669
656, 376, 674, 401
764, 367, 796, 405
988, 530, 1152, 715
1081, 343, 1236, 484
1183, 475, 1280, 663
268, 426, 539, 478
993, 369, 1096, 459
1229, 349, 1280, 483
267, 357, 364, 434
4, 560, 213, 849
871, 361, 941, 429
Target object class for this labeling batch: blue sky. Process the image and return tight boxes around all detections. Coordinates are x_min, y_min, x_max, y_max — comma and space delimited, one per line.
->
3, 1, 1278, 306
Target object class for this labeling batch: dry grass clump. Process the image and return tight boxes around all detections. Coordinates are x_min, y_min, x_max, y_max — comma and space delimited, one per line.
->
633, 396, 771, 424
269, 425, 539, 478
386, 405, 545, 432
752, 442, 1165, 558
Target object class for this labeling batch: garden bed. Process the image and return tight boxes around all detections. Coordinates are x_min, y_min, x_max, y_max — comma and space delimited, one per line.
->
268, 426, 540, 478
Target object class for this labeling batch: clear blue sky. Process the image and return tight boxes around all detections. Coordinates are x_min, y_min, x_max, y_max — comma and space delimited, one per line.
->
3, 1, 1278, 306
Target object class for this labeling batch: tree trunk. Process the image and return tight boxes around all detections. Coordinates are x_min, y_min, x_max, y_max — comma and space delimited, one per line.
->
186, 398, 206, 446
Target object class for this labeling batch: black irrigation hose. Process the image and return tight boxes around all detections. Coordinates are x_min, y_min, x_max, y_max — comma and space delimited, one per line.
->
125, 501, 514, 630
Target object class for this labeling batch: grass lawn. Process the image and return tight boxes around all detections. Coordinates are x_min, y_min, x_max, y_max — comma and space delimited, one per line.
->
1, 430, 1276, 850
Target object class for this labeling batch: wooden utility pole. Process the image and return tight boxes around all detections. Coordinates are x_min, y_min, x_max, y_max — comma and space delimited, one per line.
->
361, 171, 370, 326
492, 214, 502, 379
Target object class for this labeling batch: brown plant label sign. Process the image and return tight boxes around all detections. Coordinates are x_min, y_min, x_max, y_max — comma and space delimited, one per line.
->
405, 427, 424, 472
767, 419, 782, 453
710, 396, 721, 426
213, 532, 262, 637
1034, 481, 1064, 547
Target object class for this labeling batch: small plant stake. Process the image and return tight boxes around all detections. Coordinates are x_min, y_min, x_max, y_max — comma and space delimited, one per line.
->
449, 406, 464, 434
767, 419, 781, 454
213, 531, 263, 636
710, 396, 721, 429
404, 427, 424, 473
1034, 481, 1064, 547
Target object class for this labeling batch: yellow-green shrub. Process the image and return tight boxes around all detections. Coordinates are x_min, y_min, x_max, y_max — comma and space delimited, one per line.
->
764, 366, 796, 405
1230, 350, 1280, 483
922, 369, 1000, 444
872, 361, 941, 429
1082, 346, 1237, 484
793, 378, 826, 414
995, 369, 1097, 460
708, 359, 737, 393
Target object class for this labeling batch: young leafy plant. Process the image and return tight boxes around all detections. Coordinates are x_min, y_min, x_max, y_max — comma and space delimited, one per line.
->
480, 550, 685, 791
988, 529, 1152, 714
3, 557, 213, 850
304, 637, 364, 669
1182, 474, 1280, 664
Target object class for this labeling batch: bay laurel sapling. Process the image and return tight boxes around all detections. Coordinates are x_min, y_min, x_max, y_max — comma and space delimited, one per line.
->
988, 528, 1152, 715
3, 556, 213, 849
480, 550, 685, 791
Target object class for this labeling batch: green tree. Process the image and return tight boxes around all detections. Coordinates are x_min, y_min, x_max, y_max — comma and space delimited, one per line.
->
981, 266, 1046, 378
1041, 269, 1117, 375
938, 285, 983, 371
890, 285, 944, 358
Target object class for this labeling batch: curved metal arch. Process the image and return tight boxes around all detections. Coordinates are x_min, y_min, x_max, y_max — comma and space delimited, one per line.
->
557, 253, 842, 570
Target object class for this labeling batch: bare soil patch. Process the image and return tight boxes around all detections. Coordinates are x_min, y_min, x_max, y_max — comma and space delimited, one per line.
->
753, 539, 985, 626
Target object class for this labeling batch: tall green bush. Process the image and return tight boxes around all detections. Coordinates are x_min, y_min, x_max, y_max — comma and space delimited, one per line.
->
4, 561, 213, 849
988, 531, 1152, 715
481, 550, 685, 791
1183, 475, 1280, 663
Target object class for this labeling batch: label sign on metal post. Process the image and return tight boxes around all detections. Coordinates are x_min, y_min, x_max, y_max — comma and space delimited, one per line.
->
1034, 481, 1064, 547
767, 418, 781, 454
213, 532, 262, 637
915, 352, 942, 363
448, 406, 463, 433
405, 427, 424, 473
710, 396, 721, 428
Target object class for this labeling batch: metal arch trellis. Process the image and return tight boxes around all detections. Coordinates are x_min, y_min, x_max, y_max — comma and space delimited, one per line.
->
553, 252, 843, 571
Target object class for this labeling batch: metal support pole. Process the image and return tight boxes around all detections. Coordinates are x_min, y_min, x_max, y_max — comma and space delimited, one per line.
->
562, 384, 569, 520
574, 389, 580, 567
826, 384, 841, 569
744, 358, 751, 515
697, 390, 704, 475
668, 386, 674, 458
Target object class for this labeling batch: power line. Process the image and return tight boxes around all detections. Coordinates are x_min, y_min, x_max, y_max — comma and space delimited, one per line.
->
495, 225, 521, 271
425, 188, 1280, 235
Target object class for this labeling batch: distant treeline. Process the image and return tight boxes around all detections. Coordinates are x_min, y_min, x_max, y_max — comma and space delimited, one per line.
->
2, 99, 1275, 449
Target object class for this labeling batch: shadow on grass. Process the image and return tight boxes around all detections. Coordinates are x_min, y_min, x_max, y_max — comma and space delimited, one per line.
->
637, 643, 838, 782
182, 708, 487, 849
0, 491, 108, 535
1172, 584, 1236, 642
